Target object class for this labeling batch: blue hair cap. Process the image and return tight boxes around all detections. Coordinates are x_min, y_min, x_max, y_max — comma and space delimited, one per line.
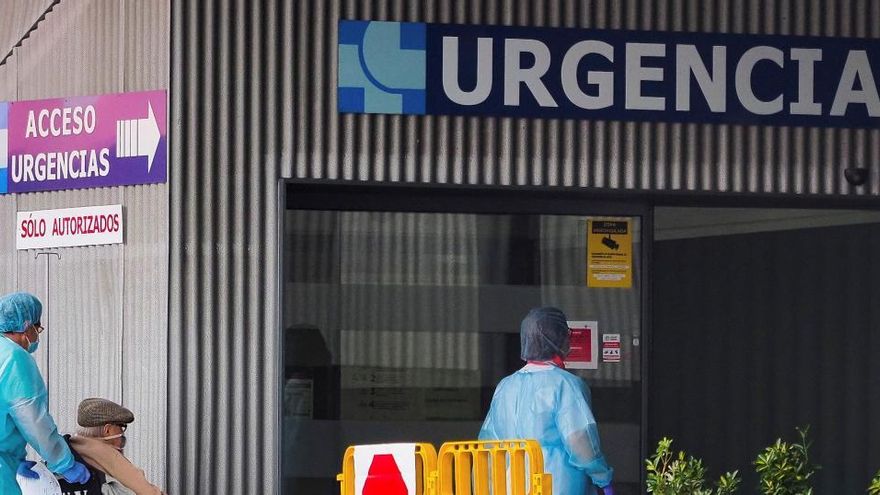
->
520, 306, 570, 361
0, 292, 42, 333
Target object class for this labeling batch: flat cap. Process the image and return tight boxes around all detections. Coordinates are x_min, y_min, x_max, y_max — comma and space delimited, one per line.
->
77, 398, 135, 427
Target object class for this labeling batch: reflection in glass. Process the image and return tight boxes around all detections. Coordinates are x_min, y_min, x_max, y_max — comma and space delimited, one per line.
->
282, 211, 642, 494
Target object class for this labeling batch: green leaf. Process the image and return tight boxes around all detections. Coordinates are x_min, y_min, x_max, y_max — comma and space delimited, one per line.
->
868, 469, 880, 495
646, 437, 741, 495
753, 426, 819, 495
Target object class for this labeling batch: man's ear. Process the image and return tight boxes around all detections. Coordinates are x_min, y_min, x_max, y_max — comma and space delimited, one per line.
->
102, 424, 113, 437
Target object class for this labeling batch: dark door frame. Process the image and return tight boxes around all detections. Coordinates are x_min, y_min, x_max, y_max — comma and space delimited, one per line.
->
284, 180, 654, 492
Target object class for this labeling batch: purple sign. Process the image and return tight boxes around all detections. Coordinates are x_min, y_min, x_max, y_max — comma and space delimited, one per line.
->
6, 90, 166, 193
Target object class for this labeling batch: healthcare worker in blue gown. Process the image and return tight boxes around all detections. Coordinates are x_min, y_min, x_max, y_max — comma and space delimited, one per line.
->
0, 292, 91, 494
480, 307, 614, 495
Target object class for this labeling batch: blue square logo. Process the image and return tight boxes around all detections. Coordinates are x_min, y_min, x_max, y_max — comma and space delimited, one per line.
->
338, 21, 426, 115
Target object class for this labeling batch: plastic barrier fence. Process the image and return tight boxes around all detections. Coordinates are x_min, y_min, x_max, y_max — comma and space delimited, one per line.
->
438, 440, 551, 495
337, 440, 551, 495
337, 442, 438, 495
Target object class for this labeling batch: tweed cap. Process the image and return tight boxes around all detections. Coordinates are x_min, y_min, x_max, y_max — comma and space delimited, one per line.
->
77, 398, 135, 427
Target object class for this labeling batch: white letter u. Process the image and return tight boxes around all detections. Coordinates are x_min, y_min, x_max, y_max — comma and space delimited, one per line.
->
442, 36, 493, 106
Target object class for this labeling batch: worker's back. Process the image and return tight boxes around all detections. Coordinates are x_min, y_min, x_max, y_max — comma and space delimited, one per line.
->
480, 363, 611, 495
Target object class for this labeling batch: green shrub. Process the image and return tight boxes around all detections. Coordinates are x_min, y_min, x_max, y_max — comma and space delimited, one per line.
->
646, 437, 741, 495
754, 426, 819, 495
868, 469, 880, 495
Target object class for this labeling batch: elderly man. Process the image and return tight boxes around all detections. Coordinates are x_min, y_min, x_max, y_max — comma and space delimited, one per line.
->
58, 398, 163, 495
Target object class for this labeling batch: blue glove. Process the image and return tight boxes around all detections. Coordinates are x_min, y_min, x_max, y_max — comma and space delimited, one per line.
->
602, 486, 615, 495
16, 460, 39, 479
60, 461, 91, 484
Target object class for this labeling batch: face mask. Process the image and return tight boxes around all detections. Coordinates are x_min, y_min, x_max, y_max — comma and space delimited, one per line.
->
101, 432, 127, 452
24, 335, 39, 354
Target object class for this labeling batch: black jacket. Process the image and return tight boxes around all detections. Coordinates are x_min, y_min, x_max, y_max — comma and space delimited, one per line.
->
57, 435, 106, 495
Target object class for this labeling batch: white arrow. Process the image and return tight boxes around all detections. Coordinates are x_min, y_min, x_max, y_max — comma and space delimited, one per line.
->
116, 102, 161, 172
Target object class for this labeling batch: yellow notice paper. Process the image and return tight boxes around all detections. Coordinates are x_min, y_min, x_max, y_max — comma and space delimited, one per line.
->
587, 219, 633, 288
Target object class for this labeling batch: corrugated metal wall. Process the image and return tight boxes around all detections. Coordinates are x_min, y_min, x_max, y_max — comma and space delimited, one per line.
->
0, 0, 56, 65
172, 1, 880, 493
0, 0, 169, 488
653, 220, 880, 494
292, 0, 880, 197
170, 0, 281, 492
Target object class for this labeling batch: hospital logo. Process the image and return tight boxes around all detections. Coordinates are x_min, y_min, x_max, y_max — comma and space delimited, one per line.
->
338, 21, 426, 115
0, 102, 7, 194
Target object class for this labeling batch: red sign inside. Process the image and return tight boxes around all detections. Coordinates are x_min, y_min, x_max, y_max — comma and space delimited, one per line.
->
363, 454, 408, 495
567, 327, 593, 362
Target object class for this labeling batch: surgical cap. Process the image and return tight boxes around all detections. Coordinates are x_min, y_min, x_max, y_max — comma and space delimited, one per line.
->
520, 306, 570, 361
0, 292, 42, 333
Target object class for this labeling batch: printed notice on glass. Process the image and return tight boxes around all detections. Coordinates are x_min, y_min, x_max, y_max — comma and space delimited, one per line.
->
602, 333, 622, 363
565, 320, 599, 370
587, 219, 633, 288
283, 378, 314, 419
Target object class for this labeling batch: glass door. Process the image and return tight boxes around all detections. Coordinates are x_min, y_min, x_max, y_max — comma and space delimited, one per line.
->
281, 189, 647, 494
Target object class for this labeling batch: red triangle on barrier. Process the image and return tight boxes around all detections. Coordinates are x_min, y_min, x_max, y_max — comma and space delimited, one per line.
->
363, 454, 409, 495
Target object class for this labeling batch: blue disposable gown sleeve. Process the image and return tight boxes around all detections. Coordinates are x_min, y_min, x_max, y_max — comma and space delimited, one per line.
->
555, 378, 613, 488
3, 351, 74, 474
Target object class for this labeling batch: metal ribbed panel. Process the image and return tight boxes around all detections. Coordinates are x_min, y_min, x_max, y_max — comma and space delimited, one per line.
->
123, 0, 170, 91
168, 1, 880, 492
14, 1, 116, 98
121, 183, 168, 488
0, 53, 17, 297
0, 50, 16, 99
652, 221, 880, 494
118, 1, 170, 485
0, 0, 169, 488
0, 0, 55, 63
0, 197, 17, 295
171, 0, 281, 492
291, 0, 880, 197
16, 189, 126, 432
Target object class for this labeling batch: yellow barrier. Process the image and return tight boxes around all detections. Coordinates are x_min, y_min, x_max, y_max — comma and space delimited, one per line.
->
437, 440, 552, 495
337, 443, 438, 495
337, 440, 551, 495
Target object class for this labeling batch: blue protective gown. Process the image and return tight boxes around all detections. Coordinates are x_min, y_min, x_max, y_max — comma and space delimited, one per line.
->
479, 363, 613, 495
0, 336, 74, 495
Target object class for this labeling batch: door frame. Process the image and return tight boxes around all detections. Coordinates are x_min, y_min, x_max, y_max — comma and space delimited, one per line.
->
284, 181, 654, 492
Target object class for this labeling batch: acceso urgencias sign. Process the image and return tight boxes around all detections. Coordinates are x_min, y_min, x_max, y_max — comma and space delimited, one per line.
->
1, 90, 167, 194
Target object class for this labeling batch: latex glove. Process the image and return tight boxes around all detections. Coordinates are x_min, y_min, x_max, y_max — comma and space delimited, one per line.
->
602, 486, 615, 495
60, 461, 91, 484
16, 460, 39, 479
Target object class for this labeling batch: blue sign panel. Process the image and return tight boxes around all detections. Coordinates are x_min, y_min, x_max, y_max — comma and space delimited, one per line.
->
338, 20, 880, 129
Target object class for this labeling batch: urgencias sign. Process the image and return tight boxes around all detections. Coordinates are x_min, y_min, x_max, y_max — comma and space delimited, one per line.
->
338, 20, 879, 128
